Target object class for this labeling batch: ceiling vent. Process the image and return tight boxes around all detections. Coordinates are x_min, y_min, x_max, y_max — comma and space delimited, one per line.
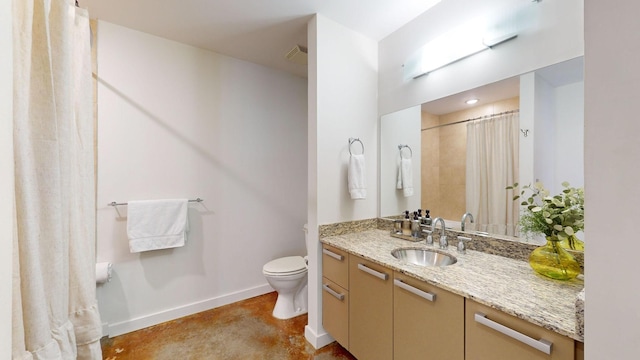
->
285, 45, 308, 65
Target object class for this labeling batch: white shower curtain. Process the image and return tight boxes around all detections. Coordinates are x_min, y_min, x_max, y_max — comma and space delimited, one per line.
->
466, 113, 519, 236
12, 0, 102, 359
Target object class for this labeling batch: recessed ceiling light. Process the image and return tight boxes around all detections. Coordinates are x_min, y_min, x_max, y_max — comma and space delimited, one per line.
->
466, 99, 479, 105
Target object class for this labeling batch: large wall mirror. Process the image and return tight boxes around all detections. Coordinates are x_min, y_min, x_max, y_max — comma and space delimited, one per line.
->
380, 56, 584, 242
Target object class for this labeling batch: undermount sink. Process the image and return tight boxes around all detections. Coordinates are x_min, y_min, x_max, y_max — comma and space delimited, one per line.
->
391, 248, 457, 267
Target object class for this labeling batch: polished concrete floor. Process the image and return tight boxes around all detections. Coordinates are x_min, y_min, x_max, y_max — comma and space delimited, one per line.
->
101, 292, 355, 359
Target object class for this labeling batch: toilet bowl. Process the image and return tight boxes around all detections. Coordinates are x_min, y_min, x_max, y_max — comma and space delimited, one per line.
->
262, 225, 309, 319
263, 256, 308, 319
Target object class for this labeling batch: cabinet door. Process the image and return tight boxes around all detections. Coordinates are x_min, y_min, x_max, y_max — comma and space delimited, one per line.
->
322, 277, 349, 349
466, 300, 575, 360
393, 272, 464, 360
349, 255, 393, 360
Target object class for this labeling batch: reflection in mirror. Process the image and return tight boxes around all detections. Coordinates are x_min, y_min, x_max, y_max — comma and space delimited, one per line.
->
380, 56, 584, 241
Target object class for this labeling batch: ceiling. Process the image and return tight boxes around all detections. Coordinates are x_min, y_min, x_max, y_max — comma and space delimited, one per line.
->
82, 0, 442, 78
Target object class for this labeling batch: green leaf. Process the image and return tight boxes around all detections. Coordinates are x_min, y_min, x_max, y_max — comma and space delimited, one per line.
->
513, 195, 520, 201
531, 207, 542, 212
565, 226, 575, 235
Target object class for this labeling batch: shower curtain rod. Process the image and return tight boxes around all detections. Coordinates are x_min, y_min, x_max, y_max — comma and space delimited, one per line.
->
421, 109, 519, 131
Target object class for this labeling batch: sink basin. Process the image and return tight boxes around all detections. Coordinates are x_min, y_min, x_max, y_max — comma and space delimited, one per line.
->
391, 248, 457, 267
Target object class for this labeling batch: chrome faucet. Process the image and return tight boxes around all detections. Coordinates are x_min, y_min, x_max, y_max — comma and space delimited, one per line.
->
432, 217, 448, 249
461, 212, 474, 232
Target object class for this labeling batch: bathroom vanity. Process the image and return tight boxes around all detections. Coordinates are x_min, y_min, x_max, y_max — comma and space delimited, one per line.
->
320, 229, 584, 360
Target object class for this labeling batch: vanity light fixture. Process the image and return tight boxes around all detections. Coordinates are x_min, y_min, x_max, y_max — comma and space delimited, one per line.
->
403, 1, 538, 80
466, 99, 479, 105
403, 21, 517, 80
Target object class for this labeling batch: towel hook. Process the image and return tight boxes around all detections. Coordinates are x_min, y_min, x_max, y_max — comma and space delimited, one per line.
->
349, 138, 364, 155
398, 144, 413, 159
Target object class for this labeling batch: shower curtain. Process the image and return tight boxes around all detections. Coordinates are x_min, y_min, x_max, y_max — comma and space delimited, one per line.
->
12, 0, 102, 359
466, 113, 519, 236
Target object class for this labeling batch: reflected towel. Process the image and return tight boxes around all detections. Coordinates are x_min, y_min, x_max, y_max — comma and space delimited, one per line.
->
397, 158, 414, 197
348, 154, 367, 200
127, 199, 189, 253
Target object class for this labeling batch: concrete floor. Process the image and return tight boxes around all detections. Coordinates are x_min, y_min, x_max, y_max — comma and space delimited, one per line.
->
101, 292, 355, 359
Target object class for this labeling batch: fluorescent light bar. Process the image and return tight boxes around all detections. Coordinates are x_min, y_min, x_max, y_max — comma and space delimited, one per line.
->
403, 1, 535, 80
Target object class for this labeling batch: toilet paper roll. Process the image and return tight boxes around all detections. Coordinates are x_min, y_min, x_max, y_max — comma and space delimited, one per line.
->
96, 262, 113, 284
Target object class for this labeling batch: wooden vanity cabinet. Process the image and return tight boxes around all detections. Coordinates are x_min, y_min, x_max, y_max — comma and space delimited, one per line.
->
466, 299, 575, 360
575, 341, 584, 360
321, 245, 350, 349
393, 271, 464, 360
349, 254, 393, 360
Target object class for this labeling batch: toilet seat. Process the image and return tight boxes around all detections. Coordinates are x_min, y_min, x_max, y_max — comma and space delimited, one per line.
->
263, 256, 307, 276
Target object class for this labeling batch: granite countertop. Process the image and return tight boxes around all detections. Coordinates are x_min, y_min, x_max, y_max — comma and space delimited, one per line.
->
321, 229, 585, 342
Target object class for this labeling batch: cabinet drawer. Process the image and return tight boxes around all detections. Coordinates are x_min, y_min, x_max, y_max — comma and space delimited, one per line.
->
322, 277, 349, 349
322, 245, 349, 289
466, 300, 574, 360
393, 272, 464, 360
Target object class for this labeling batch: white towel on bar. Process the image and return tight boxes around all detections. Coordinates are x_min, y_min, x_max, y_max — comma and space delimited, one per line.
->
348, 154, 367, 200
127, 199, 189, 253
397, 158, 414, 197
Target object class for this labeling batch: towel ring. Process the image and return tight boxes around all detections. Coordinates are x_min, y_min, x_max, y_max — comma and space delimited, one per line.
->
398, 144, 412, 159
349, 138, 364, 155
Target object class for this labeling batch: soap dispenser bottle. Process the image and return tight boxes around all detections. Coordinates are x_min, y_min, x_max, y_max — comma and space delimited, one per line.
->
423, 210, 432, 226
402, 210, 412, 236
411, 212, 421, 238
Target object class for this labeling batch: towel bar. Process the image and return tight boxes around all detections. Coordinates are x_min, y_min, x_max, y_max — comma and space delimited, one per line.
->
349, 138, 364, 155
398, 144, 413, 159
108, 198, 204, 207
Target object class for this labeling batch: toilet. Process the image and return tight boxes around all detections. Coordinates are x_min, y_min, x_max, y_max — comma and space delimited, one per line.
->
262, 225, 309, 319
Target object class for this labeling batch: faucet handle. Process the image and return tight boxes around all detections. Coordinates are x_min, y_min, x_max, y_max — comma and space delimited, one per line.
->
422, 229, 433, 245
439, 235, 448, 249
457, 236, 472, 254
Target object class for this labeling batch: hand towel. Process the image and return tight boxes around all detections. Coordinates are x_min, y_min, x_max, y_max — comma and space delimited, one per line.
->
348, 154, 367, 199
127, 199, 189, 253
398, 158, 414, 197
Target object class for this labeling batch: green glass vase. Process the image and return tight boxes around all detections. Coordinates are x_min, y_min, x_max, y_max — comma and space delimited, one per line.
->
529, 237, 581, 280
559, 234, 584, 252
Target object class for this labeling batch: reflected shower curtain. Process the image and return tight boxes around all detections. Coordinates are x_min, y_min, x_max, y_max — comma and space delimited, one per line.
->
466, 113, 519, 236
12, 0, 102, 359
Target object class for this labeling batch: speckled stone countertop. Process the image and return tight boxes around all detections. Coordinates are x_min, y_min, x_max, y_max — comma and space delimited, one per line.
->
321, 229, 585, 342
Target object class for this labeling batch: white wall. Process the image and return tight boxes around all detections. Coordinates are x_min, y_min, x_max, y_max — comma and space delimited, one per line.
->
553, 81, 584, 191
379, 0, 584, 116
380, 106, 422, 217
96, 21, 308, 336
584, 1, 640, 358
533, 73, 556, 189
306, 14, 378, 348
520, 73, 584, 196
0, 0, 13, 356
518, 73, 536, 189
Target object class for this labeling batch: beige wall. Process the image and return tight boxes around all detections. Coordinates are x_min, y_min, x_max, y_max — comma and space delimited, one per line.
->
421, 97, 519, 220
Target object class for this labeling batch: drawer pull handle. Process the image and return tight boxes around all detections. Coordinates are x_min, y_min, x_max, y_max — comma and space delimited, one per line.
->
393, 279, 436, 302
322, 248, 344, 261
322, 284, 345, 301
357, 263, 389, 280
474, 312, 553, 355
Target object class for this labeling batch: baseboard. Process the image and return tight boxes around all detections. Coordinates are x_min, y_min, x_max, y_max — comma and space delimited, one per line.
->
106, 283, 274, 337
304, 325, 335, 349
